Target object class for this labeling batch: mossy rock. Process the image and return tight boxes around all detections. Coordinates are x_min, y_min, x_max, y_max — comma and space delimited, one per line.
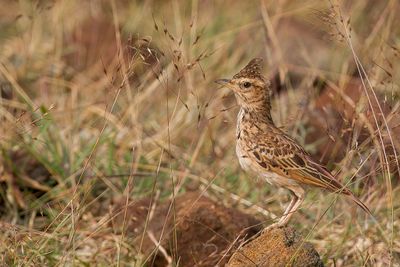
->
227, 226, 324, 267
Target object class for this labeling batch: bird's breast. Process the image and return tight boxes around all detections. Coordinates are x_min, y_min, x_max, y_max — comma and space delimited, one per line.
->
236, 142, 252, 172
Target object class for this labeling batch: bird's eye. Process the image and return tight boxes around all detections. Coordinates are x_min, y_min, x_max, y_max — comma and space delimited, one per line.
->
242, 82, 251, 88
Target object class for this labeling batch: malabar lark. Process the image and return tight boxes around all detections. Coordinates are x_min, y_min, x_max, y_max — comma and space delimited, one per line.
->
216, 58, 371, 228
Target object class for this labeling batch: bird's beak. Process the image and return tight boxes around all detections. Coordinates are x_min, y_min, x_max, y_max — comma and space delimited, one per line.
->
215, 79, 230, 86
215, 79, 234, 90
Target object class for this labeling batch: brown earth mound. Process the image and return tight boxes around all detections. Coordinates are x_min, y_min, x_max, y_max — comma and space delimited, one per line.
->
227, 227, 324, 267
141, 192, 261, 266
111, 192, 323, 266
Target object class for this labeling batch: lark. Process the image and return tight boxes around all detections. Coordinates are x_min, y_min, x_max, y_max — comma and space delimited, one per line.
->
216, 58, 371, 228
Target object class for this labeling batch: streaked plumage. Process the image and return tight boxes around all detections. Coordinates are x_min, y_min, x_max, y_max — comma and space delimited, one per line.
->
216, 58, 371, 227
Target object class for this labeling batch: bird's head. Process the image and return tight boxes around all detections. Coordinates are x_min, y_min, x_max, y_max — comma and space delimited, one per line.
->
215, 58, 271, 112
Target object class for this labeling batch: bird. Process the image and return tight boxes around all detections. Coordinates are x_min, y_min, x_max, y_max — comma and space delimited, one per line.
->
215, 58, 371, 228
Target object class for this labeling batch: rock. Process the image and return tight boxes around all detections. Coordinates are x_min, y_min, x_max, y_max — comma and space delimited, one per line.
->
227, 227, 324, 267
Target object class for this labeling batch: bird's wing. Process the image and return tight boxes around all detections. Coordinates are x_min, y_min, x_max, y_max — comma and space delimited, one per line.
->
248, 132, 349, 193
247, 131, 371, 215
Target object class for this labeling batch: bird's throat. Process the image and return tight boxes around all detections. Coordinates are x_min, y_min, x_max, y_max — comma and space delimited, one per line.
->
239, 97, 274, 125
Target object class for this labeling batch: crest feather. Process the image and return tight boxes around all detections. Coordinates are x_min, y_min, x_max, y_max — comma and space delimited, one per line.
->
233, 58, 264, 79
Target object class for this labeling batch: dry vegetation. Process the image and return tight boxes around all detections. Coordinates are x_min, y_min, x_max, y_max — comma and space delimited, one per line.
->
0, 0, 399, 266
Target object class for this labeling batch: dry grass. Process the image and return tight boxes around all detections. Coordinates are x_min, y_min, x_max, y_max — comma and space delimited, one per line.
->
0, 0, 399, 266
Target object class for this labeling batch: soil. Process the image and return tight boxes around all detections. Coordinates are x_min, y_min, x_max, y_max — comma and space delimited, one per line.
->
111, 192, 323, 267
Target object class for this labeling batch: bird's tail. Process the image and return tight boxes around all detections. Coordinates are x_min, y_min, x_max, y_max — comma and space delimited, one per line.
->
345, 190, 373, 217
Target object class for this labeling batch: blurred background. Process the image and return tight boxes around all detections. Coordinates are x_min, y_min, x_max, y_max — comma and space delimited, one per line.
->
0, 0, 399, 266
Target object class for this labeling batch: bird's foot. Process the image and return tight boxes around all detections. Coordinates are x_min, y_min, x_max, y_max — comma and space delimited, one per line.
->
262, 222, 285, 233
241, 222, 287, 246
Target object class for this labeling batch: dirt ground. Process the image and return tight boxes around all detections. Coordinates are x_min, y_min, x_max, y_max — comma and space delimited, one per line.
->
111, 192, 323, 266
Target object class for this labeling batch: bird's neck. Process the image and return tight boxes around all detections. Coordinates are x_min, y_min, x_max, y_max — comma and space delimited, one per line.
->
239, 96, 274, 125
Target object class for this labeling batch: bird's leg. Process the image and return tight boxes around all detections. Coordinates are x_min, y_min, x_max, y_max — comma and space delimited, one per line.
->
263, 195, 296, 231
276, 187, 305, 227
277, 194, 297, 224
264, 186, 305, 231
282, 192, 297, 218
246, 189, 305, 243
